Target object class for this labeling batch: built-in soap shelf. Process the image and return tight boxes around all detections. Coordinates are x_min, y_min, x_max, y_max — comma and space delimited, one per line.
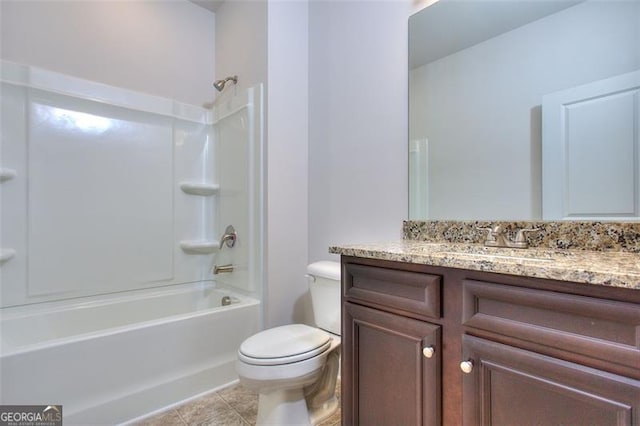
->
0, 168, 16, 183
179, 181, 219, 253
0, 249, 16, 263
179, 240, 219, 254
179, 182, 219, 196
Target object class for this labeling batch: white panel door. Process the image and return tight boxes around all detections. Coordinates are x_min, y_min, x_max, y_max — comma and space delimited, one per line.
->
542, 70, 640, 220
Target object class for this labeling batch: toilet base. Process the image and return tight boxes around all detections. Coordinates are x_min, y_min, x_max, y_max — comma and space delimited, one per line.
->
306, 347, 340, 424
308, 394, 339, 425
255, 389, 339, 426
256, 388, 311, 425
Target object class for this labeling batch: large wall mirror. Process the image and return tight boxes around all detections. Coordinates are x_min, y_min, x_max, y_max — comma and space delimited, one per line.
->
409, 0, 640, 221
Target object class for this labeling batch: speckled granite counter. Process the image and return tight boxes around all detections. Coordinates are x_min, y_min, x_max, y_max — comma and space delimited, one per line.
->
329, 240, 640, 290
403, 220, 640, 253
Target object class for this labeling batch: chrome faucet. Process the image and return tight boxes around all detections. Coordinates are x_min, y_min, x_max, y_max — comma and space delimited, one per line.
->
213, 264, 234, 274
477, 225, 539, 249
219, 225, 237, 249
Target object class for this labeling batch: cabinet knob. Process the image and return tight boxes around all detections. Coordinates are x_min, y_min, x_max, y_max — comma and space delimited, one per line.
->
460, 360, 474, 374
422, 346, 435, 359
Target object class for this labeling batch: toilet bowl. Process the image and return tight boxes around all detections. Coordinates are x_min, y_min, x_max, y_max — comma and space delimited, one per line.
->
235, 261, 341, 425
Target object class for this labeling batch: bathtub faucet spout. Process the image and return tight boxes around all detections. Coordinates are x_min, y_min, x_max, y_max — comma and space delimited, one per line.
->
213, 264, 234, 274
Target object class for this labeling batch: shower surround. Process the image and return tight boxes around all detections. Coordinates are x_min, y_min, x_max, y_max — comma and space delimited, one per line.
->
0, 61, 265, 424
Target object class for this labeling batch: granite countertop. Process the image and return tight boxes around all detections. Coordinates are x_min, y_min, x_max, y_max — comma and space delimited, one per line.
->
329, 240, 640, 290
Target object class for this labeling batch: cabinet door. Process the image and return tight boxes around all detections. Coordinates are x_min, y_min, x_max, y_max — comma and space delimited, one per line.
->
461, 335, 640, 426
343, 302, 441, 426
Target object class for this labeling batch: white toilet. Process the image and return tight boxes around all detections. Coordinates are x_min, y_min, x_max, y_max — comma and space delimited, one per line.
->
236, 261, 341, 425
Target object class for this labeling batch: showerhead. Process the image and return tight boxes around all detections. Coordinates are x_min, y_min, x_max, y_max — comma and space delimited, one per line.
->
213, 75, 238, 92
213, 80, 226, 92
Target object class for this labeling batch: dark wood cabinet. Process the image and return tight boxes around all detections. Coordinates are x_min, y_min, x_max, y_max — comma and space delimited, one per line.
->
343, 302, 441, 425
341, 256, 640, 426
461, 334, 640, 426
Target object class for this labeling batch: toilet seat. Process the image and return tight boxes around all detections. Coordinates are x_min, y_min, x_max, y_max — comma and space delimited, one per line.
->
238, 324, 331, 366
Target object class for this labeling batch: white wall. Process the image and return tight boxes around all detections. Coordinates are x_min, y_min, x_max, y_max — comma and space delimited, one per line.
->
216, 0, 412, 326
216, 0, 312, 328
215, 0, 268, 94
410, 0, 640, 220
215, 0, 271, 325
308, 0, 412, 263
0, 0, 215, 107
1, 0, 414, 326
266, 0, 311, 327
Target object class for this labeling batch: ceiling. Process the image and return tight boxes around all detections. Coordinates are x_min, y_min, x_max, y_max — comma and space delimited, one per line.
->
189, 0, 225, 13
409, 0, 582, 69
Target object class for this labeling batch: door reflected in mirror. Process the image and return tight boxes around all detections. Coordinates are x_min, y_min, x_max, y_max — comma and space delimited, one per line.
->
408, 0, 640, 221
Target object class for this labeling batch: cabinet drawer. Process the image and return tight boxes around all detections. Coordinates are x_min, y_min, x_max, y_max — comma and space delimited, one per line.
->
462, 279, 640, 370
344, 263, 441, 319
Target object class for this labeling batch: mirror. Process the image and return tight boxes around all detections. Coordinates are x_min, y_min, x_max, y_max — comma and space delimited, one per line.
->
409, 0, 640, 220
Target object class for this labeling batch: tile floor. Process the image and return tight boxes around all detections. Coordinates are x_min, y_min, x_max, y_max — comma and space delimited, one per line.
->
133, 381, 341, 426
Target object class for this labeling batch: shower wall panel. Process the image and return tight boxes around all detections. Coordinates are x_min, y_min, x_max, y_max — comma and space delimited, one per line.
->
212, 86, 264, 296
27, 92, 174, 297
0, 62, 216, 307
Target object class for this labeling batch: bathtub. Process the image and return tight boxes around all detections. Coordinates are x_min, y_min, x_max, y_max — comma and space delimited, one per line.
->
0, 282, 261, 425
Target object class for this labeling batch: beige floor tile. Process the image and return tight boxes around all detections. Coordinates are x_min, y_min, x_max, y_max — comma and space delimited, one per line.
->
217, 384, 259, 424
225, 399, 257, 424
217, 384, 256, 399
176, 392, 237, 425
131, 409, 185, 426
195, 408, 249, 426
137, 378, 341, 426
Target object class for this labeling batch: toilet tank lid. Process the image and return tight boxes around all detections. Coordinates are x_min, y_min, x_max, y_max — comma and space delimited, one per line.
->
307, 261, 341, 281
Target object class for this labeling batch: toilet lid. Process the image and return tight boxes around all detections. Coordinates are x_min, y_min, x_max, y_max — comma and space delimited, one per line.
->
238, 324, 332, 366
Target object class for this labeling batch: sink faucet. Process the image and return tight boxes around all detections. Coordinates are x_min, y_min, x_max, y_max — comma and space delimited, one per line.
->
487, 225, 509, 247
478, 225, 539, 249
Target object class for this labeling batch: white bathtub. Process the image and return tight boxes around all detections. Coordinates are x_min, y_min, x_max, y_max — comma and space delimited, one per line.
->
0, 282, 261, 425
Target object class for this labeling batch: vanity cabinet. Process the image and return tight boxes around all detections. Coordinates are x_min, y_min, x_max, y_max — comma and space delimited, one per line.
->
461, 335, 640, 425
343, 303, 440, 425
341, 263, 442, 425
340, 256, 640, 426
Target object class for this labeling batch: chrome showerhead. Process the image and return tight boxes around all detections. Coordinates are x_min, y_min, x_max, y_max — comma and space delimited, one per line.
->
213, 75, 238, 92
213, 80, 226, 92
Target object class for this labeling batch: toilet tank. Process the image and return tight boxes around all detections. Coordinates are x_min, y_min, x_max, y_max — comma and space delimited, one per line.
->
307, 261, 341, 336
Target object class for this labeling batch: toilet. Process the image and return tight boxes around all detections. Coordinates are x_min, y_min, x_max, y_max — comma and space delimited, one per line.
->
236, 261, 341, 425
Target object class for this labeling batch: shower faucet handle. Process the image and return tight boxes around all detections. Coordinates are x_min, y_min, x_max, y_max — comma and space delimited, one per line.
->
219, 225, 237, 249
